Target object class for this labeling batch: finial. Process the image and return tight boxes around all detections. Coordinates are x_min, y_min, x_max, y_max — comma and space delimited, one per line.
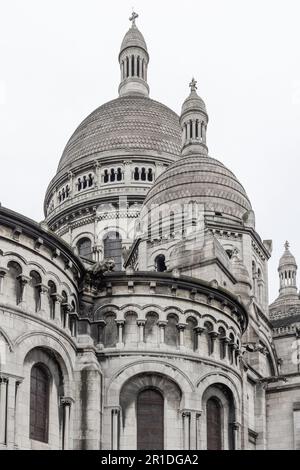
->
129, 10, 139, 26
189, 77, 197, 92
284, 240, 290, 251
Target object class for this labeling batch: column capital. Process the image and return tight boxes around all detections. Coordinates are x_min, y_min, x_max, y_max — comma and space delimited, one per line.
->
51, 293, 63, 303
157, 321, 168, 328
116, 319, 125, 327
181, 410, 191, 418
16, 274, 30, 285
60, 396, 74, 407
209, 331, 219, 341
37, 283, 49, 294
62, 302, 72, 313
137, 319, 146, 327
0, 267, 9, 278
177, 323, 187, 331
194, 326, 205, 335
0, 376, 9, 384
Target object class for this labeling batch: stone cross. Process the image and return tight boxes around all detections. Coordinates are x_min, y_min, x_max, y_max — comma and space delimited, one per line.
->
285, 240, 290, 250
129, 11, 139, 26
189, 77, 197, 92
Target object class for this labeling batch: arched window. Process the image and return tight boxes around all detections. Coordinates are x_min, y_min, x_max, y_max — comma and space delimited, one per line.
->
30, 364, 50, 443
117, 168, 122, 181
48, 281, 56, 320
110, 168, 115, 182
218, 327, 226, 359
88, 174, 93, 187
204, 321, 214, 355
137, 56, 140, 77
104, 170, 109, 183
134, 167, 139, 181
29, 270, 42, 313
137, 389, 164, 450
103, 231, 122, 270
206, 397, 222, 450
7, 261, 22, 304
165, 314, 178, 347
77, 238, 93, 261
131, 55, 135, 76
148, 168, 153, 182
126, 56, 129, 78
141, 168, 146, 181
103, 314, 117, 347
170, 211, 175, 237
77, 178, 82, 191
158, 211, 163, 238
155, 254, 166, 272
185, 317, 197, 350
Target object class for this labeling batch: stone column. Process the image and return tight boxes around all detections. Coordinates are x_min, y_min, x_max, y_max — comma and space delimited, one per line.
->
0, 376, 8, 445
158, 321, 167, 347
111, 407, 120, 450
209, 331, 218, 355
232, 422, 240, 450
97, 320, 106, 348
51, 293, 63, 324
116, 320, 125, 347
61, 302, 72, 332
0, 268, 8, 295
13, 379, 22, 448
37, 284, 49, 314
137, 320, 146, 346
16, 275, 30, 305
194, 327, 205, 353
182, 411, 191, 450
177, 323, 186, 349
60, 397, 73, 450
195, 412, 202, 450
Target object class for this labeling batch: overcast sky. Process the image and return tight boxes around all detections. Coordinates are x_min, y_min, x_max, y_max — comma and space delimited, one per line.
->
1, 0, 300, 302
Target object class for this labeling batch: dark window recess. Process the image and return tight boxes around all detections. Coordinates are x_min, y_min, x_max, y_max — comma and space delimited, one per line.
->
30, 365, 50, 443
155, 254, 167, 272
137, 389, 164, 450
207, 397, 222, 450
103, 232, 122, 270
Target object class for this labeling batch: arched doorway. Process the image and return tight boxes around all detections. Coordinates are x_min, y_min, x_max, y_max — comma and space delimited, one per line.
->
137, 389, 164, 450
206, 397, 222, 450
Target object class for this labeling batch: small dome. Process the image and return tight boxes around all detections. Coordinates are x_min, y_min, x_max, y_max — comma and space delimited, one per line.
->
57, 96, 181, 173
279, 242, 297, 268
120, 24, 148, 55
143, 154, 252, 225
181, 89, 207, 116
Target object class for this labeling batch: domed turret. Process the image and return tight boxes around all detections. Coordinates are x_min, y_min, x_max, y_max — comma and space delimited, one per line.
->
278, 241, 298, 297
118, 12, 150, 97
180, 78, 208, 156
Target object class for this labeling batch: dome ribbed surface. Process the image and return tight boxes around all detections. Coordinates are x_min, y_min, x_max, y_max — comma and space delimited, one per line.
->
279, 248, 297, 268
181, 90, 207, 115
144, 155, 252, 221
57, 96, 181, 172
120, 25, 148, 53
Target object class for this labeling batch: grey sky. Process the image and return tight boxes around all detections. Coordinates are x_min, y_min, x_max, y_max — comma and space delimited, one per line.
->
1, 0, 300, 302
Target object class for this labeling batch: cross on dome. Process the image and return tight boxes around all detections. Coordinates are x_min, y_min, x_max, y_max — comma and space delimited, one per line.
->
189, 77, 197, 92
129, 11, 139, 26
284, 240, 290, 251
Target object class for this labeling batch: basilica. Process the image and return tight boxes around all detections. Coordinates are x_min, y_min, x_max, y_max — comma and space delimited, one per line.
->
0, 14, 299, 450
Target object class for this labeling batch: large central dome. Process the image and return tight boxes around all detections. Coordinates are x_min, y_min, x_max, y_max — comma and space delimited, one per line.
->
57, 96, 181, 173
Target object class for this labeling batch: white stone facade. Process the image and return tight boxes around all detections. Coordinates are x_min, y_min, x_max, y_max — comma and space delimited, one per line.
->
0, 14, 300, 451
